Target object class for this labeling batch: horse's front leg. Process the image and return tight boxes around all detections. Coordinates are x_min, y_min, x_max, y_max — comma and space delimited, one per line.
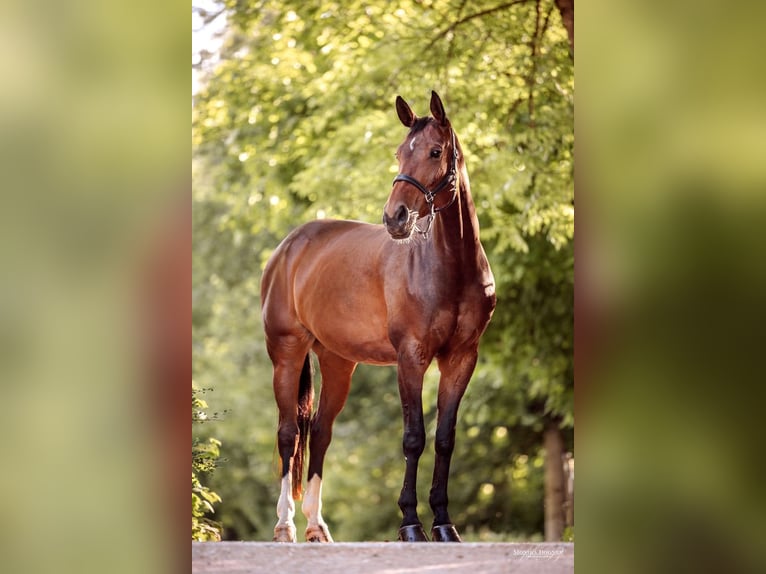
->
395, 342, 430, 542
429, 350, 479, 542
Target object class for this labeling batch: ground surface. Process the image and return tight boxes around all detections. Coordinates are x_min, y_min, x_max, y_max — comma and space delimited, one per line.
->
192, 541, 574, 574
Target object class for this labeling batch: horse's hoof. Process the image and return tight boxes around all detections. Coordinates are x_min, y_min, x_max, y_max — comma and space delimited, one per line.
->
305, 524, 334, 543
398, 524, 429, 542
273, 524, 297, 543
431, 524, 462, 542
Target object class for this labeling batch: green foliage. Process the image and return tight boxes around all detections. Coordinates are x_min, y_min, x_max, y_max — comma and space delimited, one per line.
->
192, 386, 223, 541
193, 0, 573, 541
478, 235, 574, 428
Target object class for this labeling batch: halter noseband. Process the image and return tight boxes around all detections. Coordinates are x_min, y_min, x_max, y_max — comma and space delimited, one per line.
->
392, 127, 459, 237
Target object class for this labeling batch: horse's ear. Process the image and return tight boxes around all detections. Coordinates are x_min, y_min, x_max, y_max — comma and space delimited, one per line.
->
430, 90, 448, 126
396, 96, 416, 127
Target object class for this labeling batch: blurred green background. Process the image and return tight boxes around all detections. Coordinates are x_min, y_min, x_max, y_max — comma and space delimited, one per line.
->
5, 0, 764, 571
192, 0, 574, 543
578, 1, 766, 572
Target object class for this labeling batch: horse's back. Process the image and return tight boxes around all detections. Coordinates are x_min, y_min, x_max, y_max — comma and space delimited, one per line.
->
262, 219, 388, 286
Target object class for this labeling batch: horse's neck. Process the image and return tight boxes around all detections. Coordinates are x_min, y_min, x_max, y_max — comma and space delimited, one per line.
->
432, 166, 483, 265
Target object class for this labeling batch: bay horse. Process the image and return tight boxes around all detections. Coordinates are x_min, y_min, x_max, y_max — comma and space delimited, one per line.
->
261, 91, 496, 543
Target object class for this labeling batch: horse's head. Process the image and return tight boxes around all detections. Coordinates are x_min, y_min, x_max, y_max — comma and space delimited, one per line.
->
383, 91, 459, 240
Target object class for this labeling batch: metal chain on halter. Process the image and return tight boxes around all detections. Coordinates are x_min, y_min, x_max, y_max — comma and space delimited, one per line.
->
415, 199, 437, 237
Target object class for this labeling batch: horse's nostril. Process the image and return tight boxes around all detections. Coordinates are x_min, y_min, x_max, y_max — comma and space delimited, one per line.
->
383, 204, 410, 233
395, 204, 408, 224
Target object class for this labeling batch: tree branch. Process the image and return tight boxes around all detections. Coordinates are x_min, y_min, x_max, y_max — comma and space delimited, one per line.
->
526, 0, 542, 126
193, 6, 226, 32
426, 0, 533, 50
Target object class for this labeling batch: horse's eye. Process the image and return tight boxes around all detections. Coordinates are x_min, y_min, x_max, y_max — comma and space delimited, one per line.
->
430, 148, 442, 158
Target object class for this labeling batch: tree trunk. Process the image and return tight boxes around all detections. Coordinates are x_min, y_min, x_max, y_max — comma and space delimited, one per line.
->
563, 452, 574, 529
543, 421, 566, 541
554, 0, 574, 57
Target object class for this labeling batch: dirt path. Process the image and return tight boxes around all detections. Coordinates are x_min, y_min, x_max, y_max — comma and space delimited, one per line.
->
192, 541, 574, 574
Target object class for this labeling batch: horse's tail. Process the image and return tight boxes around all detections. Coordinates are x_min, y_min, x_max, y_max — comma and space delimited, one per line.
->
293, 353, 314, 500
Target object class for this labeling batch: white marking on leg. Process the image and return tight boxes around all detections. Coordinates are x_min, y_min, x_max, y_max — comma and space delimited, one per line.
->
301, 474, 334, 542
274, 474, 296, 542
301, 474, 323, 526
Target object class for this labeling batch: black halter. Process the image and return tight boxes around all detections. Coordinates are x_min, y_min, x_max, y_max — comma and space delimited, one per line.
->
392, 127, 459, 236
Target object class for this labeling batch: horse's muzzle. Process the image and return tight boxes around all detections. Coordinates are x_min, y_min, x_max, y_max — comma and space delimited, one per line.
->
383, 204, 414, 239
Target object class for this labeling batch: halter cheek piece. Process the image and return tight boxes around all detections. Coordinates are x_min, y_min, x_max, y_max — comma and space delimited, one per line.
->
392, 128, 459, 237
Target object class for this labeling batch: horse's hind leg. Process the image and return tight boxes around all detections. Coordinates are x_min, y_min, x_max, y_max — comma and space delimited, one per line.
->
269, 334, 314, 543
302, 346, 355, 542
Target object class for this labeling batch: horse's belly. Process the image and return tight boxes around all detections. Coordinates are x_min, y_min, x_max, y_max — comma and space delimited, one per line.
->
306, 308, 397, 365
297, 292, 396, 365
313, 330, 398, 366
